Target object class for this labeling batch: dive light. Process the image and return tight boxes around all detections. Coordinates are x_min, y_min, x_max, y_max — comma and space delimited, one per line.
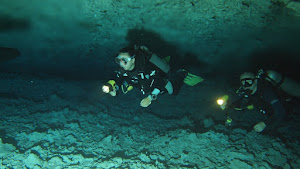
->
102, 80, 116, 93
217, 95, 229, 110
217, 99, 225, 106
216, 95, 232, 126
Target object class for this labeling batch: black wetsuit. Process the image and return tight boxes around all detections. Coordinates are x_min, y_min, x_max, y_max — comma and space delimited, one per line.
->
227, 79, 286, 131
112, 48, 185, 97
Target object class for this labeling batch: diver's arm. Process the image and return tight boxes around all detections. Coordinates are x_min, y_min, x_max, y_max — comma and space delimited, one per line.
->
254, 103, 283, 133
146, 63, 169, 97
109, 89, 117, 96
263, 97, 285, 129
140, 76, 165, 108
149, 88, 160, 100
258, 87, 286, 132
224, 93, 244, 110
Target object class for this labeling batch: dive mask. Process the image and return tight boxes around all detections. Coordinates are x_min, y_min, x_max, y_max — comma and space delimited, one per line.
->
240, 78, 255, 87
115, 55, 135, 66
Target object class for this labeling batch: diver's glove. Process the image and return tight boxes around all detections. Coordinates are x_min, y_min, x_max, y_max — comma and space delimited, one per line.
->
225, 116, 232, 127
140, 94, 158, 107
140, 96, 152, 107
220, 104, 227, 110
109, 90, 117, 96
140, 88, 159, 107
253, 122, 266, 132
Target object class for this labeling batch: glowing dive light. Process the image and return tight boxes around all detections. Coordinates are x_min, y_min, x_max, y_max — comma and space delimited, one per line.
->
217, 99, 225, 105
217, 95, 229, 110
102, 80, 116, 93
102, 85, 110, 93
217, 95, 229, 105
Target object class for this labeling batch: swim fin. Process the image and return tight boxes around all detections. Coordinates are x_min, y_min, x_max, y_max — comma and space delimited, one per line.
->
184, 72, 204, 86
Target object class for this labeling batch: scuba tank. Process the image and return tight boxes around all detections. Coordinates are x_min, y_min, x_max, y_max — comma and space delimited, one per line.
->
258, 69, 300, 98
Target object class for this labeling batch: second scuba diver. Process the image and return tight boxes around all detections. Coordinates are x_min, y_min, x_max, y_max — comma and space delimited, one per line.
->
218, 69, 299, 133
102, 45, 204, 108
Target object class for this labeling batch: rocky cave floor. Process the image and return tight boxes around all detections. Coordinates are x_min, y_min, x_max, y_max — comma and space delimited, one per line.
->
0, 72, 299, 169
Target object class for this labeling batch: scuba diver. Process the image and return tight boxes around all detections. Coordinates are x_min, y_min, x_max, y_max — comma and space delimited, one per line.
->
218, 69, 299, 133
102, 45, 204, 107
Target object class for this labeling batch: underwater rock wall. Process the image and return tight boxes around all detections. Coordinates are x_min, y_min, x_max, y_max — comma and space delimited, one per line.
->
0, 0, 299, 77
